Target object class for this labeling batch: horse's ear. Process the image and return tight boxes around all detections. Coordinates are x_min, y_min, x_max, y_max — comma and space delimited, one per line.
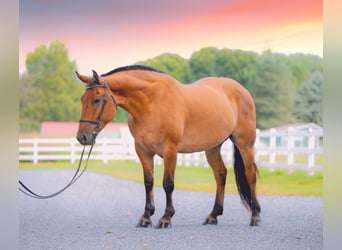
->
92, 70, 100, 84
75, 71, 90, 84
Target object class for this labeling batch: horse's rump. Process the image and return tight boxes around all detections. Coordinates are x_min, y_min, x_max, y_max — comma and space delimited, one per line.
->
176, 77, 255, 153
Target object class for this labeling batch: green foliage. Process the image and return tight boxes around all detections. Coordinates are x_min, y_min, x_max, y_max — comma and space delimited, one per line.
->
20, 41, 323, 131
249, 51, 294, 129
113, 107, 129, 123
139, 53, 193, 83
189, 47, 221, 79
19, 41, 84, 132
19, 74, 40, 131
215, 48, 259, 89
294, 71, 323, 125
284, 53, 323, 89
189, 47, 259, 88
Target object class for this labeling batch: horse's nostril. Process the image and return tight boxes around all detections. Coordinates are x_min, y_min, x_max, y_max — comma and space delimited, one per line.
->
82, 134, 87, 143
77, 133, 88, 145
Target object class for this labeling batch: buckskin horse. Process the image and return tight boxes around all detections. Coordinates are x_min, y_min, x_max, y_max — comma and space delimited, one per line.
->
76, 65, 261, 228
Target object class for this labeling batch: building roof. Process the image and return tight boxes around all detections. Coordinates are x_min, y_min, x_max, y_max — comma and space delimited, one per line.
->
261, 122, 323, 134
40, 121, 128, 138
271, 123, 322, 131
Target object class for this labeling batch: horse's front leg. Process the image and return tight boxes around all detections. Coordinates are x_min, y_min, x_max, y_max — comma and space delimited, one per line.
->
156, 143, 177, 229
135, 143, 155, 228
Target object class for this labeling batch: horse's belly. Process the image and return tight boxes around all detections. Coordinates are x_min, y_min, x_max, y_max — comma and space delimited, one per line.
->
177, 128, 231, 153
177, 103, 235, 153
177, 83, 237, 153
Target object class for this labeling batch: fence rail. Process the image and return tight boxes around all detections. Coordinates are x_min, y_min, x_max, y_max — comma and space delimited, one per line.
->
19, 127, 323, 175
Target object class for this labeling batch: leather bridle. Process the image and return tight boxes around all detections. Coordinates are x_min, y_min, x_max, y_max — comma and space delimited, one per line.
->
79, 79, 118, 133
18, 79, 118, 199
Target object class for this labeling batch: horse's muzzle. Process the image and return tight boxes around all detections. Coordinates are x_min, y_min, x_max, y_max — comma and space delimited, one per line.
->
77, 131, 97, 145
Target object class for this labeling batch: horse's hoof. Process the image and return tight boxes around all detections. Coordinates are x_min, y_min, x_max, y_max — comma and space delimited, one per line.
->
155, 220, 171, 229
249, 216, 261, 226
203, 217, 218, 225
136, 219, 152, 228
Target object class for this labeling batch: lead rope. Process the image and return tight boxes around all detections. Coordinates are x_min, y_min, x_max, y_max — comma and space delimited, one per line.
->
19, 143, 94, 199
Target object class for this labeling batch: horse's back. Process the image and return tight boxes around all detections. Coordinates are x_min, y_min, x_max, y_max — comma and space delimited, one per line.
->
192, 77, 253, 102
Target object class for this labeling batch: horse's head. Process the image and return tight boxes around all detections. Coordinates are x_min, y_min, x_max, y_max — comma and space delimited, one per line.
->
76, 70, 117, 145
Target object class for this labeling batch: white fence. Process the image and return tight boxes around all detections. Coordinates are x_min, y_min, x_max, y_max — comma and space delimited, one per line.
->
19, 127, 323, 175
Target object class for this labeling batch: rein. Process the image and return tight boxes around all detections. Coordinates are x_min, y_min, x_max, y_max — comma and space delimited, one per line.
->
19, 143, 94, 199
19, 79, 116, 199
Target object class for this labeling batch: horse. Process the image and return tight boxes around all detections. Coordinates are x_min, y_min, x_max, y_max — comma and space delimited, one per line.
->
76, 65, 261, 228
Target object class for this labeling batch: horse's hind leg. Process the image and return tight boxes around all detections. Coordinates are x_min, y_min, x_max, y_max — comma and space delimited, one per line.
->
233, 139, 261, 226
203, 145, 227, 225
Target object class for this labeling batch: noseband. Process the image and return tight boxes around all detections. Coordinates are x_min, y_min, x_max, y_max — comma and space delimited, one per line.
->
79, 80, 118, 132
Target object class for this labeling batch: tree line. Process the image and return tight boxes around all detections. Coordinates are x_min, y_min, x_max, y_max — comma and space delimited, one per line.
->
19, 41, 323, 132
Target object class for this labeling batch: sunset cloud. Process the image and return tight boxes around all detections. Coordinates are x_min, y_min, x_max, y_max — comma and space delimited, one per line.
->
19, 0, 322, 74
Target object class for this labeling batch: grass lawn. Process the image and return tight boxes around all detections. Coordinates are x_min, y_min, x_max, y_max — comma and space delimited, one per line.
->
19, 159, 323, 197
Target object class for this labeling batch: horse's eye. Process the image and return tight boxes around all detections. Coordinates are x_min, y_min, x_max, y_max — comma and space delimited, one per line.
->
93, 98, 101, 105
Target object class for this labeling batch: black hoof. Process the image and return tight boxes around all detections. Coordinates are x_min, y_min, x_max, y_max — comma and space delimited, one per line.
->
155, 220, 171, 229
250, 216, 261, 226
136, 219, 152, 228
203, 217, 218, 225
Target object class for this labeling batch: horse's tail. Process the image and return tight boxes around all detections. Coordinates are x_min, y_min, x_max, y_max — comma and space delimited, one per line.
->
233, 144, 257, 211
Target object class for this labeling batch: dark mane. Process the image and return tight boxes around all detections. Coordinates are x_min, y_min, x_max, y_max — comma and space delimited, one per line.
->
101, 65, 164, 77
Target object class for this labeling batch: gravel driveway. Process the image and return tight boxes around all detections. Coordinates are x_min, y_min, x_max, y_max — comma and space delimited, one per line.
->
19, 170, 322, 250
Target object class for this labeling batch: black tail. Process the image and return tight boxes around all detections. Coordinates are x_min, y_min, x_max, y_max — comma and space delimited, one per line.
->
233, 144, 257, 211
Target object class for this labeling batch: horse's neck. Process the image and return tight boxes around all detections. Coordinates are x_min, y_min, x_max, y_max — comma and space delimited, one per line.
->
105, 72, 160, 120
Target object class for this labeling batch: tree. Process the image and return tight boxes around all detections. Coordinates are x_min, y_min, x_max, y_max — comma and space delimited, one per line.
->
282, 53, 323, 89
112, 107, 129, 123
19, 74, 39, 131
294, 71, 323, 125
215, 48, 259, 89
189, 47, 220, 80
189, 47, 259, 88
249, 51, 294, 129
19, 41, 84, 132
139, 53, 193, 83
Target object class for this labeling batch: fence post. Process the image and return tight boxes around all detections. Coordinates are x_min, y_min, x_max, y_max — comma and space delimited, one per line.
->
185, 154, 191, 167
33, 137, 38, 164
255, 129, 260, 165
308, 128, 315, 176
70, 137, 76, 164
102, 137, 108, 164
193, 152, 200, 167
223, 140, 233, 168
154, 156, 162, 166
269, 128, 276, 172
287, 127, 295, 174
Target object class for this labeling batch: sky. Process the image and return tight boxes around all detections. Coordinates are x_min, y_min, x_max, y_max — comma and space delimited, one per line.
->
19, 0, 322, 74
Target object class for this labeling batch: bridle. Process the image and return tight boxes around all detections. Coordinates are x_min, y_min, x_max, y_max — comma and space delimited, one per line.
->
79, 79, 118, 133
19, 79, 118, 199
